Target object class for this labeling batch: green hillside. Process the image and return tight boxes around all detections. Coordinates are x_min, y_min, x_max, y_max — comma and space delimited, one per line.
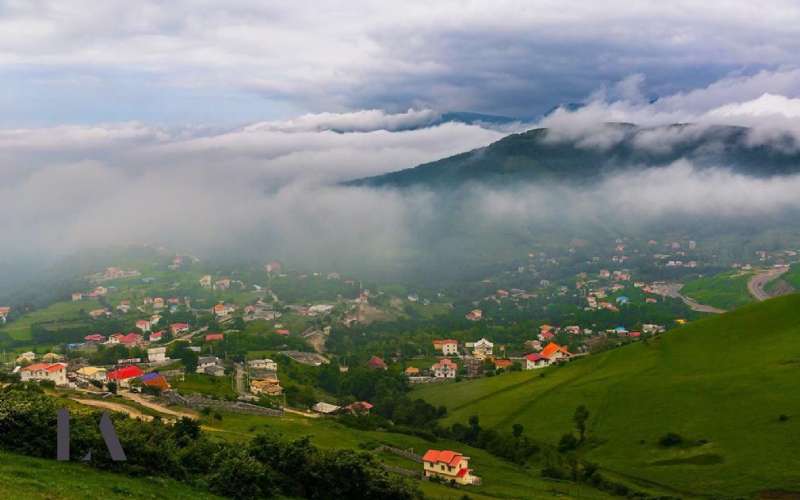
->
681, 270, 754, 310
0, 451, 220, 499
413, 294, 800, 498
350, 124, 800, 189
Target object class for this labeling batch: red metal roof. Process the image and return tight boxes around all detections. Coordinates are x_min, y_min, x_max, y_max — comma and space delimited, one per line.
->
422, 449, 463, 467
107, 365, 144, 381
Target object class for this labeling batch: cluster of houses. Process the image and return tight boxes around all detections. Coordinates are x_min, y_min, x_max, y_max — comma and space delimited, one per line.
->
0, 306, 9, 324
13, 349, 171, 392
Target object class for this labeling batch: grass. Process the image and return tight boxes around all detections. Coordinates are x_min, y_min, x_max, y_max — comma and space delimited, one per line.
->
0, 299, 101, 342
412, 294, 800, 498
172, 373, 236, 399
0, 450, 220, 499
200, 412, 616, 499
681, 270, 754, 310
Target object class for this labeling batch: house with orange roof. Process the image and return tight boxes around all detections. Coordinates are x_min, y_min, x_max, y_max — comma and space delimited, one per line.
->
540, 342, 571, 363
432, 339, 459, 356
494, 358, 513, 370
422, 449, 479, 485
20, 363, 68, 386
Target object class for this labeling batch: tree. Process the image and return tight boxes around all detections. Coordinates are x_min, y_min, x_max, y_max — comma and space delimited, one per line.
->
512, 423, 524, 438
558, 433, 578, 453
574, 405, 589, 443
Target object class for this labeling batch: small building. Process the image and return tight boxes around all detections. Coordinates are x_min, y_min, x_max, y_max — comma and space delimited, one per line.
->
433, 339, 459, 356
431, 358, 458, 378
136, 319, 151, 332
248, 359, 278, 371
422, 449, 478, 485
345, 401, 373, 415
197, 356, 225, 376
20, 363, 68, 386
465, 309, 483, 321
524, 353, 549, 370
404, 366, 420, 376
76, 366, 108, 382
312, 402, 340, 415
149, 330, 164, 342
147, 347, 167, 363
15, 351, 36, 364
141, 372, 170, 391
84, 333, 106, 343
250, 378, 283, 396
494, 359, 513, 370
470, 338, 494, 359
107, 365, 144, 388
170, 323, 190, 335
540, 342, 571, 363
205, 333, 224, 342
367, 356, 387, 370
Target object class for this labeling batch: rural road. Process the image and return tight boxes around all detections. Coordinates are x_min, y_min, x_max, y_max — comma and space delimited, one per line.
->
747, 266, 790, 301
119, 391, 198, 420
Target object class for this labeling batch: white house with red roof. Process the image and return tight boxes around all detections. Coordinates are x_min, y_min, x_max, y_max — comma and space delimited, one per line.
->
431, 358, 458, 378
422, 449, 478, 485
20, 363, 68, 386
524, 353, 549, 370
135, 319, 151, 332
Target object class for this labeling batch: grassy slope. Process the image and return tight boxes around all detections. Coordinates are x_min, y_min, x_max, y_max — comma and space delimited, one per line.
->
201, 412, 615, 500
172, 373, 237, 399
0, 299, 101, 342
0, 451, 220, 499
681, 270, 753, 310
413, 294, 800, 497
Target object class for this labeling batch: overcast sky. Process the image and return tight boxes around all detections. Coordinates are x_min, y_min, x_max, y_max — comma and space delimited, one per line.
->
5, 1, 800, 272
4, 1, 800, 125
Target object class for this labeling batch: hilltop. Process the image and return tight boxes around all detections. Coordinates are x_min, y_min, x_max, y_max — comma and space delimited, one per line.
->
413, 294, 800, 498
349, 123, 800, 189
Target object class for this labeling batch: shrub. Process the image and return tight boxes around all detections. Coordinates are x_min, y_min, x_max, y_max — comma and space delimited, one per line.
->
659, 432, 684, 447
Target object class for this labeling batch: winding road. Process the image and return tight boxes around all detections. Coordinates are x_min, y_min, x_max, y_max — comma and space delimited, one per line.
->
747, 266, 791, 301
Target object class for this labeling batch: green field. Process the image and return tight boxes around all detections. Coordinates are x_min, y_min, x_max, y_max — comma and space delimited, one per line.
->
413, 294, 800, 498
0, 451, 220, 499
0, 299, 101, 342
681, 270, 754, 310
200, 412, 616, 499
172, 373, 237, 399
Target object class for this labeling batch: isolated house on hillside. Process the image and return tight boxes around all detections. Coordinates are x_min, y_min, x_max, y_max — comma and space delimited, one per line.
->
540, 342, 571, 363
422, 449, 479, 485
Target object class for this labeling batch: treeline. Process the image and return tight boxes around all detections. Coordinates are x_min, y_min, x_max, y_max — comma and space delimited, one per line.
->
0, 384, 421, 499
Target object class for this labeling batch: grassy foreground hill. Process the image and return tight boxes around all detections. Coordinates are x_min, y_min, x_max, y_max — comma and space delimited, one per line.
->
414, 294, 800, 498
0, 451, 220, 499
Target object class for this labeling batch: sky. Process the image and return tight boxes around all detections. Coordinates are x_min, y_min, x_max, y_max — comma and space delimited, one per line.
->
4, 1, 800, 125
5, 1, 800, 277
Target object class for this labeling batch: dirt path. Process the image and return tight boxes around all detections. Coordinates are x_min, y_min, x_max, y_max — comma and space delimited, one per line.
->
748, 266, 790, 301
283, 407, 320, 418
71, 398, 154, 421
118, 391, 198, 420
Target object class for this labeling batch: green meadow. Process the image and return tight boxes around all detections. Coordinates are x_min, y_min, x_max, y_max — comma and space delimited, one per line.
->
681, 270, 754, 310
413, 294, 800, 498
0, 299, 100, 342
0, 451, 220, 499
